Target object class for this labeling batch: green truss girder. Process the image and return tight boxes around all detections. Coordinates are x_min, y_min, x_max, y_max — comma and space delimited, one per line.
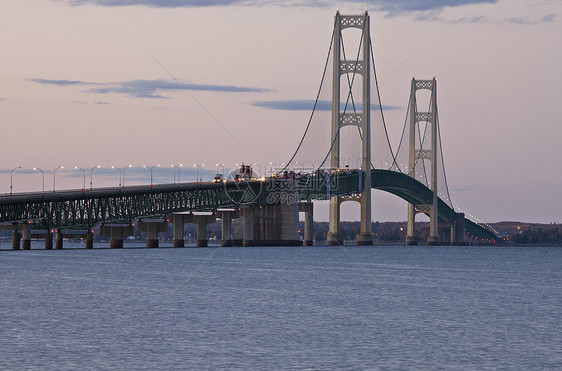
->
0, 170, 497, 240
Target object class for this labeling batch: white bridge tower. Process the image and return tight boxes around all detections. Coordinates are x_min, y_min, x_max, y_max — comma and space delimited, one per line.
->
327, 11, 373, 246
406, 78, 440, 245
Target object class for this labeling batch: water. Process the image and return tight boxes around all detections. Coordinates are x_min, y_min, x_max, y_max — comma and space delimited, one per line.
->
1, 243, 561, 370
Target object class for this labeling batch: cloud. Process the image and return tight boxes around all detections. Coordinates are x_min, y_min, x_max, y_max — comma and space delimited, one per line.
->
64, 0, 499, 15
504, 14, 555, 25
371, 0, 498, 16
30, 78, 267, 99
87, 79, 267, 98
30, 78, 97, 86
73, 100, 113, 105
66, 0, 253, 6
252, 99, 400, 111
450, 185, 481, 192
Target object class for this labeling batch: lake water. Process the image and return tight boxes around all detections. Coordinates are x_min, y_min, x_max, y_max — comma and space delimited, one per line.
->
1, 243, 561, 370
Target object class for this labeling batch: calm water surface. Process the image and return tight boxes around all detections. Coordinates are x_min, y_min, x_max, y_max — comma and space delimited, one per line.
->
1, 243, 561, 369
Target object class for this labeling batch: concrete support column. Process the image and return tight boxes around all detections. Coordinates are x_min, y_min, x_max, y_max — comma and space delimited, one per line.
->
100, 224, 133, 249
327, 196, 342, 245
11, 229, 20, 250
110, 238, 123, 249
454, 212, 466, 245
304, 204, 313, 246
427, 233, 440, 245
45, 229, 53, 250
242, 207, 254, 247
21, 223, 31, 250
221, 212, 233, 247
172, 215, 185, 247
55, 230, 63, 249
356, 194, 373, 246
231, 217, 243, 246
406, 204, 417, 245
299, 202, 314, 246
196, 215, 208, 247
136, 219, 168, 248
85, 230, 93, 249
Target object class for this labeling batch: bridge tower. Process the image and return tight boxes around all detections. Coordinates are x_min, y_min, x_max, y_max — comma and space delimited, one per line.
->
327, 11, 373, 246
406, 78, 440, 245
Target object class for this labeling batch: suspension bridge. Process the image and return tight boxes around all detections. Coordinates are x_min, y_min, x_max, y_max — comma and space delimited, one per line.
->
0, 11, 500, 249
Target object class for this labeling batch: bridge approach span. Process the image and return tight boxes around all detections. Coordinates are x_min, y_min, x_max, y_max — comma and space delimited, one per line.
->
0, 170, 497, 242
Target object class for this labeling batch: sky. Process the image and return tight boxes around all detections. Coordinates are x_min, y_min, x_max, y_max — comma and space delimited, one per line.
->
0, 0, 560, 223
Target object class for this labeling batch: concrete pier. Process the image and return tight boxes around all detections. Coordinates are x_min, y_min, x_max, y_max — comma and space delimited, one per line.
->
170, 212, 217, 247
221, 214, 232, 246
238, 203, 301, 246
21, 223, 31, 250
195, 215, 208, 247
170, 214, 189, 247
136, 218, 168, 248
299, 202, 314, 246
426, 236, 440, 246
406, 236, 418, 245
217, 209, 238, 247
85, 230, 93, 249
242, 207, 254, 247
11, 229, 20, 250
327, 198, 343, 246
455, 213, 466, 245
55, 230, 63, 249
100, 223, 134, 248
231, 215, 243, 246
45, 229, 53, 249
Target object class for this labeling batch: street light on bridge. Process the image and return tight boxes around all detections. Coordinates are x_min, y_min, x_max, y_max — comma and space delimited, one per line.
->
112, 165, 132, 188
90, 165, 100, 190
144, 164, 160, 187
75, 166, 86, 190
111, 166, 122, 187
215, 163, 224, 176
10, 166, 21, 195
194, 163, 204, 183
53, 166, 64, 193
122, 165, 132, 187
33, 167, 45, 193
171, 164, 183, 184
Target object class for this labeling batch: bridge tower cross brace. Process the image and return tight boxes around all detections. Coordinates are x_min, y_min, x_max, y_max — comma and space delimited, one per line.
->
406, 78, 440, 245
327, 11, 373, 246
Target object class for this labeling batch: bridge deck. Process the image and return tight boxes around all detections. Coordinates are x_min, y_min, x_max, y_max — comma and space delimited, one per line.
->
0, 169, 498, 241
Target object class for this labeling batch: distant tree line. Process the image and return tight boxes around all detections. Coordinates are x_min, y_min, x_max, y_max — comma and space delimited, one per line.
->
495, 222, 562, 246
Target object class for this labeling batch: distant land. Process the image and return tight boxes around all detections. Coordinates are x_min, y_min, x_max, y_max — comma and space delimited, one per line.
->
298, 221, 562, 246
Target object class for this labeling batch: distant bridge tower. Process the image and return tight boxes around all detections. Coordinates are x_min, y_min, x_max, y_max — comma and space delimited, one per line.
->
327, 11, 373, 246
406, 78, 440, 245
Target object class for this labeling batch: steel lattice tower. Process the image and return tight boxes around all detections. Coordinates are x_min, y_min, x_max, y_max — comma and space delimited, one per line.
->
406, 78, 440, 245
327, 11, 373, 245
